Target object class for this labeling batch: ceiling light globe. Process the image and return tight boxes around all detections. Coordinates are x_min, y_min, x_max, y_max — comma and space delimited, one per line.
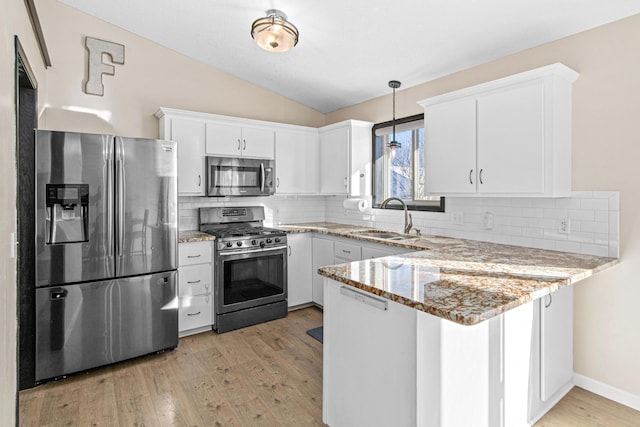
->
251, 10, 299, 53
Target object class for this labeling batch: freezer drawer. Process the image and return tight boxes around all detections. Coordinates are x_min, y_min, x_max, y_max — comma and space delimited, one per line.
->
35, 271, 178, 382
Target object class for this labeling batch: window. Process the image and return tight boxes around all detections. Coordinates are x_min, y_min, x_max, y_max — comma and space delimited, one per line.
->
372, 114, 444, 211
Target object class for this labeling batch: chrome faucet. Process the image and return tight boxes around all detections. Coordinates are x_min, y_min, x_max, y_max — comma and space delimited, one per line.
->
380, 197, 414, 234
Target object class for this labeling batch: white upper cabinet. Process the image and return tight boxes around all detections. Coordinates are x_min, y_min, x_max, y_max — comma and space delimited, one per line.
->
156, 110, 205, 196
205, 122, 274, 159
419, 63, 579, 197
319, 120, 373, 196
275, 129, 319, 194
424, 98, 477, 194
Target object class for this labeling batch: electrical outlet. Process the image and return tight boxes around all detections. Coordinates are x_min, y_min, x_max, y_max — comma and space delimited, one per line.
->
483, 212, 495, 230
451, 212, 464, 225
559, 218, 570, 234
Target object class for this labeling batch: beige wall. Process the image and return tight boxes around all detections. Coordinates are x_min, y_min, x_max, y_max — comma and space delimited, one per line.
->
36, 0, 326, 137
0, 0, 49, 423
328, 14, 640, 397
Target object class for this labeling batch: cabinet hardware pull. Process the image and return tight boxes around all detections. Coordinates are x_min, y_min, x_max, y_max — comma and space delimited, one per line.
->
187, 311, 201, 316
277, 177, 280, 188
340, 286, 388, 311
288, 245, 292, 256
479, 169, 484, 184
187, 280, 201, 284
344, 177, 348, 188
342, 249, 351, 254
243, 139, 246, 150
469, 169, 473, 185
187, 254, 201, 258
237, 139, 241, 150
198, 174, 201, 186
545, 294, 553, 308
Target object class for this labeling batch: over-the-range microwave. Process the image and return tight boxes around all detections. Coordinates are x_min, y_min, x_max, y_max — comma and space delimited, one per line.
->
206, 156, 275, 197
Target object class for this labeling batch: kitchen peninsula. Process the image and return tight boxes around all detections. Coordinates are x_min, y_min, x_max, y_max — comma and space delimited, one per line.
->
293, 223, 618, 427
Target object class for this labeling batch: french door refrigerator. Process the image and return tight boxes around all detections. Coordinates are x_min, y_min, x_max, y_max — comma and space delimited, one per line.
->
35, 130, 178, 382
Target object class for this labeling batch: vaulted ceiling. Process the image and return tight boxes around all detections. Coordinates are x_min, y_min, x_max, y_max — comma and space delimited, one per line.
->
59, 0, 640, 113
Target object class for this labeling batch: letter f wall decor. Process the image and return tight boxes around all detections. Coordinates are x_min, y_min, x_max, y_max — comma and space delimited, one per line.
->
85, 36, 125, 96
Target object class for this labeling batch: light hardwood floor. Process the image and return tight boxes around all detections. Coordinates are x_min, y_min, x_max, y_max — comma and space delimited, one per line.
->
19, 307, 640, 426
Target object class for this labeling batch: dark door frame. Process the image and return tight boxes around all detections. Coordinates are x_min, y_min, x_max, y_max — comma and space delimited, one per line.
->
15, 35, 38, 396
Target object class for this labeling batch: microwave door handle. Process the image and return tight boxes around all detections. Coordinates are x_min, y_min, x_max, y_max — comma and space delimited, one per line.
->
260, 162, 265, 192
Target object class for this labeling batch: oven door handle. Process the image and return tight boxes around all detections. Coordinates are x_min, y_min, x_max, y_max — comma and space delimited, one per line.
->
219, 245, 287, 256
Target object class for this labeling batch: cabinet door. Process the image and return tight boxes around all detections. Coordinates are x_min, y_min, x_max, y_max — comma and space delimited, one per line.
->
172, 118, 205, 195
477, 82, 545, 194
287, 234, 313, 307
319, 127, 349, 195
424, 98, 477, 194
205, 122, 242, 157
241, 127, 274, 159
312, 237, 334, 306
275, 130, 318, 194
540, 286, 573, 401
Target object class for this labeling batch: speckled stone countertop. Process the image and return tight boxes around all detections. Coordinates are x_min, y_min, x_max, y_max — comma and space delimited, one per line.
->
178, 230, 216, 243
277, 222, 619, 325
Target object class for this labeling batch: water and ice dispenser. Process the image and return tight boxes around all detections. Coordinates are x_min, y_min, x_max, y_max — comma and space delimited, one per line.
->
45, 184, 89, 244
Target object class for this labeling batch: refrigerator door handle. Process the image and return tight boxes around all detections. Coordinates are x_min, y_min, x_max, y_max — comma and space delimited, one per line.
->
106, 150, 114, 260
116, 144, 125, 258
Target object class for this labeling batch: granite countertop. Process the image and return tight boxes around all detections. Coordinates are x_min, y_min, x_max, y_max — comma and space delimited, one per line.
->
178, 230, 216, 243
277, 222, 619, 325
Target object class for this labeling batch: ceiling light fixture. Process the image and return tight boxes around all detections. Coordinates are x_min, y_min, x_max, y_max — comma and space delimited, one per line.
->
251, 9, 299, 53
388, 80, 401, 158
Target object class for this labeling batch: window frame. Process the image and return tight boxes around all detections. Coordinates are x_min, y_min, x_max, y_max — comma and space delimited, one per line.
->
371, 113, 445, 212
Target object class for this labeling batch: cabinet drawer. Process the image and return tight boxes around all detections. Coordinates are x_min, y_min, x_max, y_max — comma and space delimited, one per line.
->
179, 294, 212, 332
179, 264, 212, 297
179, 241, 212, 266
334, 241, 361, 261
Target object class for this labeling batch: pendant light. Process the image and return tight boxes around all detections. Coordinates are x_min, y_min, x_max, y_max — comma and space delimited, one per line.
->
388, 80, 401, 158
251, 9, 299, 53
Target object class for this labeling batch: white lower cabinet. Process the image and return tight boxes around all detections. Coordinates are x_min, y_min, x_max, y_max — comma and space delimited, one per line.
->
529, 285, 574, 421
179, 294, 212, 333
323, 277, 574, 426
178, 241, 214, 336
287, 233, 313, 308
312, 237, 334, 306
334, 240, 361, 263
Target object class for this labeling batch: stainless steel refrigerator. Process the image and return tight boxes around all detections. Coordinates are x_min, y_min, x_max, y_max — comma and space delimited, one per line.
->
34, 130, 178, 382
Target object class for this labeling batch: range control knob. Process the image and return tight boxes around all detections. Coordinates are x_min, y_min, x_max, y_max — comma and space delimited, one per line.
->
251, 239, 257, 246
236, 241, 243, 247
275, 237, 281, 243
259, 240, 266, 248
266, 238, 272, 244
226, 242, 233, 248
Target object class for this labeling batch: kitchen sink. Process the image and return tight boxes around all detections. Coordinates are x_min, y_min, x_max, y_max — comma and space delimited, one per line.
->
354, 230, 420, 241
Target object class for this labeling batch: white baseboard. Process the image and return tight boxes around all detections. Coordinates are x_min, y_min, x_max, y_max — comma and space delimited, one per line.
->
574, 373, 640, 411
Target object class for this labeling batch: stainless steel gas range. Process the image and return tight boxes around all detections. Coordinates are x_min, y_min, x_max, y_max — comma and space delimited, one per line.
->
199, 206, 288, 333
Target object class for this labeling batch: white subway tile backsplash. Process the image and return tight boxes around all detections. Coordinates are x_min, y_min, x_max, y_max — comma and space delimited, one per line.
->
179, 191, 618, 258
555, 198, 581, 209
580, 243, 609, 257
543, 208, 568, 219
580, 198, 609, 211
580, 221, 609, 234
568, 209, 595, 221
555, 241, 581, 253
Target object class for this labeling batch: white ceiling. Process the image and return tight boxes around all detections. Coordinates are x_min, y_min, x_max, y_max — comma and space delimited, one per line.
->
59, 0, 640, 113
